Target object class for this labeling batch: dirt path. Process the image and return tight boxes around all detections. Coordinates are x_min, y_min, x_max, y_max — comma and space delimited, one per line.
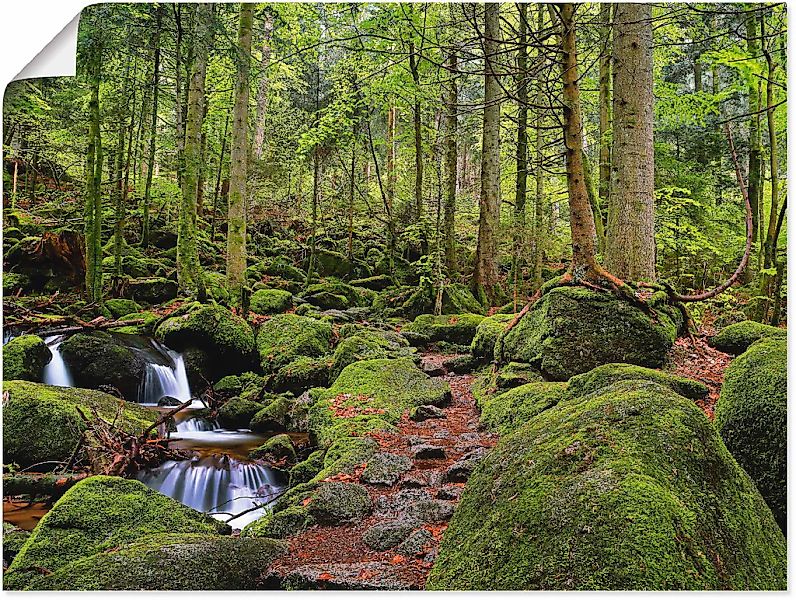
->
264, 352, 497, 590
667, 335, 733, 420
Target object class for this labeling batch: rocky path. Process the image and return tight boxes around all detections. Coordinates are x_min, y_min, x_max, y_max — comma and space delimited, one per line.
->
263, 352, 497, 590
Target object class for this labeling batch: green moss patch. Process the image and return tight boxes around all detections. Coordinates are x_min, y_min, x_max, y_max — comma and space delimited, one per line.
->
60, 332, 145, 399
471, 314, 513, 360
568, 363, 708, 400
3, 334, 51, 381
709, 321, 786, 355
480, 382, 569, 435
250, 288, 294, 315
256, 313, 332, 373
403, 313, 485, 346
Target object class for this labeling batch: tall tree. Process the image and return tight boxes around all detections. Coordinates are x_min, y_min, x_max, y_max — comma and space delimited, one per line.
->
227, 3, 254, 305
141, 4, 161, 248
442, 30, 458, 276
409, 40, 424, 221
605, 3, 656, 282
472, 2, 502, 304
511, 2, 529, 308
745, 8, 761, 246
252, 8, 275, 161
531, 4, 546, 291
598, 2, 611, 232
178, 2, 212, 299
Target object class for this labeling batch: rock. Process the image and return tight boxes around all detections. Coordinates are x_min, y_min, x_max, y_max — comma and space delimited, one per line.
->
270, 356, 331, 394
397, 528, 434, 557
400, 330, 431, 347
480, 382, 568, 435
444, 448, 488, 483
243, 505, 314, 539
363, 520, 418, 551
156, 303, 256, 378
350, 274, 394, 291
306, 482, 371, 524
441, 354, 480, 374
567, 363, 709, 400
715, 337, 786, 533
421, 361, 446, 377
310, 249, 353, 278
402, 314, 486, 346
249, 397, 292, 433
436, 486, 463, 501
124, 277, 178, 304
361, 452, 413, 486
27, 534, 288, 591
2, 381, 157, 469
157, 395, 182, 407
4, 476, 229, 590
249, 433, 297, 465
264, 259, 307, 282
217, 397, 266, 428
3, 523, 30, 567
407, 498, 455, 523
497, 286, 682, 381
412, 444, 446, 460
3, 334, 51, 381
495, 362, 544, 389
268, 561, 417, 590
708, 320, 786, 355
427, 380, 786, 590
250, 288, 294, 315
288, 449, 326, 487
103, 298, 141, 319
256, 313, 332, 373
471, 313, 513, 360
440, 283, 485, 315
409, 404, 445, 422
181, 346, 212, 390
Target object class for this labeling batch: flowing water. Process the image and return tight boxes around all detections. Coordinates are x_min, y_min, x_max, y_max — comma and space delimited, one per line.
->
42, 336, 74, 387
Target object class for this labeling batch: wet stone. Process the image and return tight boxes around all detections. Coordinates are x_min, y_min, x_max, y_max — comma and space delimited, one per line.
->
397, 528, 435, 557
444, 447, 488, 483
362, 519, 419, 551
436, 485, 463, 501
409, 405, 445, 422
360, 452, 413, 486
412, 444, 447, 460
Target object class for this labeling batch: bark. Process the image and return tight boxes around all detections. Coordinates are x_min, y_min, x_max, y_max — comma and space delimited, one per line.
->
409, 42, 424, 221
511, 2, 529, 306
605, 3, 656, 282
3, 473, 89, 500
252, 10, 275, 161
178, 2, 211, 300
745, 10, 761, 245
442, 46, 458, 275
472, 2, 502, 304
598, 2, 611, 235
141, 4, 162, 248
211, 106, 231, 241
84, 25, 103, 303
386, 105, 397, 213
531, 4, 546, 290
174, 5, 186, 191
348, 121, 357, 259
226, 3, 254, 305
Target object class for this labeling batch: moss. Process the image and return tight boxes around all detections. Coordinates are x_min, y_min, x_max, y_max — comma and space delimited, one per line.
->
308, 358, 450, 448
124, 277, 178, 304
714, 338, 786, 533
3, 272, 31, 295
3, 380, 157, 469
441, 283, 485, 315
471, 314, 514, 360
708, 321, 786, 355
60, 332, 145, 399
330, 334, 391, 382
497, 286, 681, 381
568, 363, 708, 400
103, 299, 141, 319
311, 249, 354, 278
110, 311, 159, 335
249, 396, 292, 433
403, 313, 485, 346
4, 477, 228, 590
3, 334, 51, 381
3, 523, 31, 565
250, 288, 294, 315
203, 271, 231, 303
26, 533, 288, 591
214, 374, 244, 395
249, 433, 297, 463
361, 452, 413, 486
495, 362, 544, 389
216, 397, 266, 429
156, 303, 256, 377
265, 259, 307, 282
306, 482, 371, 524
289, 449, 326, 487
270, 356, 331, 394
256, 313, 332, 373
243, 506, 315, 539
427, 381, 786, 590
480, 382, 569, 435
350, 274, 394, 291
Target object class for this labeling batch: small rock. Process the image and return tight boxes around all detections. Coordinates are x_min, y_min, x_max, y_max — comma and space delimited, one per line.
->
413, 444, 446, 460
362, 519, 419, 551
408, 498, 455, 523
307, 482, 372, 524
361, 453, 413, 486
409, 405, 445, 422
436, 486, 463, 501
444, 447, 488, 483
397, 528, 435, 557
157, 395, 182, 407
421, 362, 446, 377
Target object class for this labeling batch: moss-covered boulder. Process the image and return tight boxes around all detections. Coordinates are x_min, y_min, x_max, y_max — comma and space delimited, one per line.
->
3, 523, 31, 567
311, 249, 353, 278
471, 314, 513, 360
4, 476, 228, 590
497, 286, 681, 381
216, 397, 266, 429
249, 396, 293, 433
715, 337, 786, 533
306, 482, 371, 524
305, 280, 368, 308
308, 358, 451, 448
428, 381, 786, 590
402, 314, 485, 346
155, 303, 256, 377
249, 433, 297, 464
567, 363, 708, 400
329, 328, 413, 382
3, 334, 51, 381
288, 449, 326, 487
250, 288, 293, 315
708, 321, 786, 355
60, 332, 145, 399
480, 382, 569, 435
243, 505, 315, 539
103, 298, 142, 319
25, 533, 287, 591
124, 277, 178, 304
350, 274, 394, 291
441, 283, 485, 315
3, 380, 158, 469
361, 452, 413, 486
270, 356, 331, 394
256, 313, 332, 373
111, 311, 159, 335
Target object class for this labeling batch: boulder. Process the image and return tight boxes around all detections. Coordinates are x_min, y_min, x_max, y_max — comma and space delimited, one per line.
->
708, 321, 786, 355
311, 249, 353, 278
329, 328, 413, 382
402, 314, 485, 346
3, 523, 30, 567
567, 363, 708, 400
363, 520, 418, 551
496, 286, 682, 381
360, 452, 413, 486
409, 404, 445, 422
3, 334, 51, 381
256, 314, 332, 373
427, 380, 786, 590
249, 396, 295, 433
216, 397, 266, 429
124, 277, 178, 304
288, 450, 326, 487
471, 314, 513, 360
306, 482, 371, 524
269, 357, 330, 394
479, 382, 568, 435
4, 476, 228, 590
60, 332, 145, 400
249, 433, 297, 465
103, 298, 141, 319
715, 337, 786, 533
250, 288, 293, 315
350, 274, 394, 291
243, 505, 315, 539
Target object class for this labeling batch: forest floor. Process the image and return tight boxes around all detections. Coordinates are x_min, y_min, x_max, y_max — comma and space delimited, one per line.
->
263, 351, 498, 590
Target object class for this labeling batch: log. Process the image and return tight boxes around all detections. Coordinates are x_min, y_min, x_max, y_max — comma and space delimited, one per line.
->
3, 472, 89, 499
36, 318, 145, 337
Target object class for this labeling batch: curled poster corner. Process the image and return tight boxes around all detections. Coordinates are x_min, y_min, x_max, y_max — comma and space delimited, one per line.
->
12, 12, 81, 82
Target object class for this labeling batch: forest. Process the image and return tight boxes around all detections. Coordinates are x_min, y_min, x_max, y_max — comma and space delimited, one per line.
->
1, 1, 788, 591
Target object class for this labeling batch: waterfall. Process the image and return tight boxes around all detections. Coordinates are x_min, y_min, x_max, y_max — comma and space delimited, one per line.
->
176, 416, 217, 433
42, 336, 74, 387
137, 455, 284, 529
138, 341, 195, 406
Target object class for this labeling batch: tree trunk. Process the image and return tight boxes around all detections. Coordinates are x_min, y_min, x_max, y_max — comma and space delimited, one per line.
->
174, 5, 186, 192
386, 105, 397, 216
178, 2, 211, 300
141, 4, 161, 248
409, 42, 424, 222
605, 3, 656, 282
598, 2, 611, 236
531, 5, 546, 291
211, 105, 231, 241
84, 25, 103, 303
511, 2, 529, 308
442, 45, 458, 276
252, 9, 275, 161
472, 2, 502, 305
226, 3, 254, 305
746, 10, 761, 246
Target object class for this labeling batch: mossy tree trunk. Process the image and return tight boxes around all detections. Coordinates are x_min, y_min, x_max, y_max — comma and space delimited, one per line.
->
226, 3, 254, 306
84, 18, 104, 303
598, 2, 611, 235
178, 2, 212, 300
605, 3, 656, 283
511, 2, 529, 309
472, 2, 502, 305
531, 4, 546, 291
141, 4, 161, 249
442, 34, 458, 277
409, 41, 424, 224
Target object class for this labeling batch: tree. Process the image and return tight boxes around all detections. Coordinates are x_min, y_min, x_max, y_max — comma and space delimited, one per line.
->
227, 2, 254, 306
511, 2, 529, 307
252, 8, 275, 161
442, 20, 458, 276
141, 4, 162, 248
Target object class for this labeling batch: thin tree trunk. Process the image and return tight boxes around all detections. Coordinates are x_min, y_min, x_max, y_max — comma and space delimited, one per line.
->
512, 2, 529, 309
409, 42, 424, 222
226, 3, 254, 306
386, 105, 397, 215
532, 5, 546, 291
348, 123, 357, 260
442, 44, 458, 276
746, 10, 761, 246
142, 4, 161, 248
211, 105, 231, 241
84, 26, 103, 302
598, 2, 611, 241
253, 10, 275, 161
174, 4, 186, 191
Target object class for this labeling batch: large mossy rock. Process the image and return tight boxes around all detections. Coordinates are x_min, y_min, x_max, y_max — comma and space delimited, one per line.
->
428, 380, 786, 590
155, 303, 256, 378
708, 321, 786, 355
402, 313, 485, 346
308, 358, 450, 448
330, 327, 413, 382
124, 277, 178, 304
567, 363, 709, 400
479, 382, 569, 435
3, 334, 51, 381
27, 533, 288, 591
60, 332, 145, 399
471, 314, 513, 360
715, 337, 786, 533
256, 313, 332, 373
3, 380, 158, 469
270, 356, 331, 394
4, 476, 229, 590
250, 288, 293, 315
497, 287, 681, 381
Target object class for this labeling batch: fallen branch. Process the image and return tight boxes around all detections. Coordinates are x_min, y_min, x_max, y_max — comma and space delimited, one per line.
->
36, 318, 145, 337
3, 472, 89, 499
